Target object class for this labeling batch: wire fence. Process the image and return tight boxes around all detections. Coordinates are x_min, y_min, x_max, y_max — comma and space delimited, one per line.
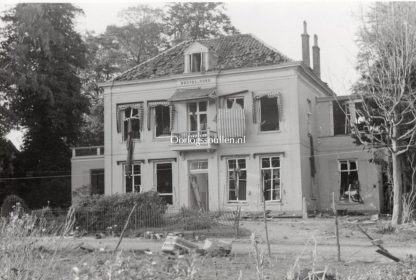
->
2, 206, 245, 238
71, 207, 242, 236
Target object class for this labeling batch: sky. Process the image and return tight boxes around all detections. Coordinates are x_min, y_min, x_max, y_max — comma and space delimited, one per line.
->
2, 1, 369, 148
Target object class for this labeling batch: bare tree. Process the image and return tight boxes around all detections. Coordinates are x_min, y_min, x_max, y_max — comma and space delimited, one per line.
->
352, 2, 416, 225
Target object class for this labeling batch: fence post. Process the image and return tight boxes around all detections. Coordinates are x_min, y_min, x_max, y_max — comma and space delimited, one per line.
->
332, 192, 341, 262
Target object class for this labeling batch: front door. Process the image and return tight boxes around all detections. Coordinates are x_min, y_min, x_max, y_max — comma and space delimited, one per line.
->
189, 160, 209, 211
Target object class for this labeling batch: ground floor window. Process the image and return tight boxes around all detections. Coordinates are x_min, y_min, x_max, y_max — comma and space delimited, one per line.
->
227, 158, 247, 201
124, 164, 141, 193
339, 160, 362, 203
261, 156, 281, 201
156, 162, 173, 204
90, 169, 104, 195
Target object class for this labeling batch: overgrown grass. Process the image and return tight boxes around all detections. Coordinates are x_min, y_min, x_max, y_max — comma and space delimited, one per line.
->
0, 204, 75, 279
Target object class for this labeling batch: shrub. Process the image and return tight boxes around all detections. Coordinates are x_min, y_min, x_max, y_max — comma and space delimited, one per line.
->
167, 208, 217, 230
72, 191, 168, 232
1, 194, 29, 217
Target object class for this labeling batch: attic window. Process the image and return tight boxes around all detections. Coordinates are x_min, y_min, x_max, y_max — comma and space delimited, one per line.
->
188, 53, 205, 72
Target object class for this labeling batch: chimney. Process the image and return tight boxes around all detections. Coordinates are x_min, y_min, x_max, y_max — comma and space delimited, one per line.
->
312, 34, 321, 78
301, 21, 310, 67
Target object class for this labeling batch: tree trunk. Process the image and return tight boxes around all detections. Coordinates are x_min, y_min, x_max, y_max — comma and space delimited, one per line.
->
391, 151, 403, 225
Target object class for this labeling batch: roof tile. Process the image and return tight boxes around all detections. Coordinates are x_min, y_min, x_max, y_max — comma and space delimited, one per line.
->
114, 34, 292, 82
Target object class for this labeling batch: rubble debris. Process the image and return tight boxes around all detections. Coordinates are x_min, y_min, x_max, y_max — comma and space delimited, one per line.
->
357, 225, 400, 262
203, 239, 232, 257
161, 235, 200, 254
370, 214, 379, 221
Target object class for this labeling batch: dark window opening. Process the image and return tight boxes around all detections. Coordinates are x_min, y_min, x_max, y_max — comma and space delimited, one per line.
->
156, 163, 173, 204
226, 97, 244, 109
189, 53, 202, 72
333, 101, 350, 135
155, 105, 171, 137
339, 160, 362, 203
123, 108, 140, 140
90, 169, 104, 195
260, 96, 279, 131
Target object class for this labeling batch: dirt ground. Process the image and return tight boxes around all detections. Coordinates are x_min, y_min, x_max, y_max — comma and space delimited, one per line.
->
44, 217, 416, 279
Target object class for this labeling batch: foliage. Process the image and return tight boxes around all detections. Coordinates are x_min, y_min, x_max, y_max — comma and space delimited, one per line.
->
164, 2, 239, 42
168, 208, 215, 230
0, 206, 75, 279
0, 4, 89, 208
352, 2, 416, 224
72, 191, 168, 232
1, 194, 28, 217
72, 251, 200, 280
350, 256, 416, 280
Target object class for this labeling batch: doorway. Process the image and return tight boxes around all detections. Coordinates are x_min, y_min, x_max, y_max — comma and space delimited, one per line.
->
189, 160, 209, 211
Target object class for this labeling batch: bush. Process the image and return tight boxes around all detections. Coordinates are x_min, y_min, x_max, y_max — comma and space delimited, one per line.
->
72, 191, 168, 232
166, 208, 217, 230
1, 194, 29, 217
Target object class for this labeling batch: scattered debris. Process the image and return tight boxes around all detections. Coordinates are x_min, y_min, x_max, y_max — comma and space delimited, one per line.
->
370, 214, 379, 221
161, 235, 200, 254
357, 225, 400, 262
203, 239, 232, 257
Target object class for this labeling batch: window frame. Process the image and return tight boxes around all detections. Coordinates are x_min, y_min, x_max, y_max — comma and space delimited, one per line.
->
188, 52, 205, 73
155, 161, 174, 205
123, 163, 142, 193
226, 96, 245, 109
122, 108, 141, 141
153, 105, 171, 138
227, 158, 247, 203
338, 159, 361, 202
260, 156, 282, 202
188, 101, 208, 132
258, 96, 280, 132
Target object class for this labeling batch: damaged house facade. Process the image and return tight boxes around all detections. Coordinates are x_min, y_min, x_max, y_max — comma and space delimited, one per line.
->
71, 24, 383, 214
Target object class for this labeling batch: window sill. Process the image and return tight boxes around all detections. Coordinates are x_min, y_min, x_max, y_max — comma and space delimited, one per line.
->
258, 130, 281, 135
337, 200, 364, 205
227, 201, 248, 205
153, 136, 171, 141
265, 200, 282, 204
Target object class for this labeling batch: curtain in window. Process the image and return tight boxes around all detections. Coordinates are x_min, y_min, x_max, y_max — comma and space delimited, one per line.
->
116, 103, 144, 133
146, 101, 171, 131
252, 90, 283, 123
218, 107, 245, 138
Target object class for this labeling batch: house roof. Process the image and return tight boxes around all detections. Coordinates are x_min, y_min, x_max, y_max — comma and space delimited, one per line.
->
113, 34, 292, 82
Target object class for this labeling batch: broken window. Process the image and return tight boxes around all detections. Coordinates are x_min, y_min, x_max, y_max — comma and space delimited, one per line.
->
123, 108, 141, 141
188, 53, 205, 72
125, 164, 141, 193
226, 97, 244, 109
90, 169, 104, 195
339, 160, 362, 203
261, 156, 281, 201
188, 101, 207, 132
155, 105, 171, 137
156, 162, 173, 204
227, 158, 247, 201
260, 96, 279, 131
333, 101, 349, 135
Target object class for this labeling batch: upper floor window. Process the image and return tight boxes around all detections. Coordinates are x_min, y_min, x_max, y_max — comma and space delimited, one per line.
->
188, 53, 206, 72
155, 105, 171, 137
188, 101, 207, 132
226, 97, 244, 109
123, 108, 141, 141
260, 96, 279, 131
333, 101, 364, 136
116, 103, 144, 141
